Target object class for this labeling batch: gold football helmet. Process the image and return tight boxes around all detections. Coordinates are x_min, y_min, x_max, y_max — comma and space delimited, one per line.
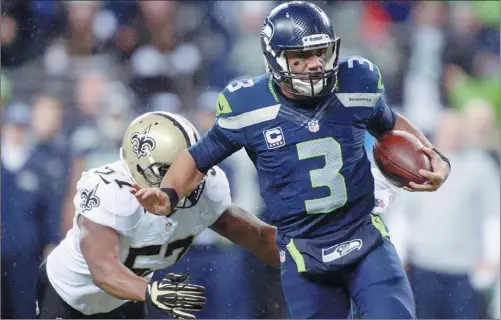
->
121, 111, 204, 208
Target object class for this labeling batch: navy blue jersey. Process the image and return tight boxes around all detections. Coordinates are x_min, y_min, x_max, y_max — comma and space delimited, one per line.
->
189, 56, 395, 238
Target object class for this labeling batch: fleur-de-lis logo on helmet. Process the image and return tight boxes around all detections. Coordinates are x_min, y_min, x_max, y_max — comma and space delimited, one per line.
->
130, 124, 156, 158
80, 184, 100, 212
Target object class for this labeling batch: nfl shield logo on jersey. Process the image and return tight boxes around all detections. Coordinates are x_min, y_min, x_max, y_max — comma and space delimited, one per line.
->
308, 120, 320, 133
279, 250, 286, 263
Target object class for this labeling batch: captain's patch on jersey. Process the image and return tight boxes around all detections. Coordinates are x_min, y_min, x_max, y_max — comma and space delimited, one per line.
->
263, 127, 285, 149
130, 124, 156, 157
80, 184, 100, 212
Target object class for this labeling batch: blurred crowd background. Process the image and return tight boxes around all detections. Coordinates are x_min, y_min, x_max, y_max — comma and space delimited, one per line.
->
1, 0, 500, 319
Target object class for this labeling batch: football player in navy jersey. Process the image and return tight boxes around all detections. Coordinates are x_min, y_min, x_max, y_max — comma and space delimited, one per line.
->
133, 1, 451, 318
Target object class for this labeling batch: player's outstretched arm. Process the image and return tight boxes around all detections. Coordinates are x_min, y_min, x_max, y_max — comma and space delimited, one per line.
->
161, 150, 206, 204
133, 126, 241, 216
131, 150, 205, 215
79, 216, 207, 319
210, 205, 280, 268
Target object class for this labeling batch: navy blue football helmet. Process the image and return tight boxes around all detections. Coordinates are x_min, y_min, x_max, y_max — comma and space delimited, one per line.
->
261, 1, 341, 98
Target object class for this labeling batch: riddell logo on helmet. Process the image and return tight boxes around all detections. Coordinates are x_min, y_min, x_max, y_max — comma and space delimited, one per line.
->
302, 34, 329, 46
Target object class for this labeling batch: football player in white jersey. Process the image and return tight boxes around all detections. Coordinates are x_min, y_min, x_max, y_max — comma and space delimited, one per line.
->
36, 112, 280, 319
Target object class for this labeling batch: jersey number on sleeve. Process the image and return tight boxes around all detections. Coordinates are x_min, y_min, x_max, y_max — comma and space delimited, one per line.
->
124, 236, 194, 277
297, 138, 348, 214
95, 167, 132, 189
226, 79, 255, 92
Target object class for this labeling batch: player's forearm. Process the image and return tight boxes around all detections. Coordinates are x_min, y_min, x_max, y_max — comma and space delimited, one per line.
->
255, 227, 280, 268
211, 206, 280, 268
90, 259, 148, 302
161, 150, 205, 199
392, 113, 433, 148
234, 223, 279, 268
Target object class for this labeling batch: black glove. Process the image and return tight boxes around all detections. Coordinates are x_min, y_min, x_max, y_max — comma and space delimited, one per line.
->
146, 273, 206, 319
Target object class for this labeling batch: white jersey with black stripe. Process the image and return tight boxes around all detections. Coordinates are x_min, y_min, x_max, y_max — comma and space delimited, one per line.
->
46, 160, 230, 315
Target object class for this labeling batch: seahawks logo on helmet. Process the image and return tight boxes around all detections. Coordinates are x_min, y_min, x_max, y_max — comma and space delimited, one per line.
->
261, 21, 274, 44
261, 20, 276, 57
80, 184, 100, 212
130, 124, 156, 158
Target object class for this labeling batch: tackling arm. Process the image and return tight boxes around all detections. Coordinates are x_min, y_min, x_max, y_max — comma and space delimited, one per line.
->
160, 150, 206, 202
78, 215, 149, 301
159, 125, 243, 209
134, 89, 247, 216
210, 205, 279, 269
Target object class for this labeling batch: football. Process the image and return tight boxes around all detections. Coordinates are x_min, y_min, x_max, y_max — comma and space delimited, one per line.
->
372, 130, 432, 188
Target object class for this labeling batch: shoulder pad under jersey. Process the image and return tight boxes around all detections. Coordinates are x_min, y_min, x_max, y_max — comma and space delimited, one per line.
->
335, 56, 385, 108
216, 74, 282, 130
216, 74, 280, 118
74, 163, 142, 234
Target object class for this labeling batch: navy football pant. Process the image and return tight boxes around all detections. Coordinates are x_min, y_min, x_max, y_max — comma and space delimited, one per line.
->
280, 238, 415, 319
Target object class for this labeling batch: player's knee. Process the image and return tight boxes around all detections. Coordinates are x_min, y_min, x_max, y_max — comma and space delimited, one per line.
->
359, 295, 415, 319
356, 277, 416, 319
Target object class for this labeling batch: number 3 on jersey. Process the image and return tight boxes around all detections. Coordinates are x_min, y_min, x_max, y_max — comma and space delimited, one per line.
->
297, 138, 347, 214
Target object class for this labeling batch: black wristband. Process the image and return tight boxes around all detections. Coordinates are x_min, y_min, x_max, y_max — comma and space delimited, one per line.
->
432, 148, 451, 169
161, 188, 179, 209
